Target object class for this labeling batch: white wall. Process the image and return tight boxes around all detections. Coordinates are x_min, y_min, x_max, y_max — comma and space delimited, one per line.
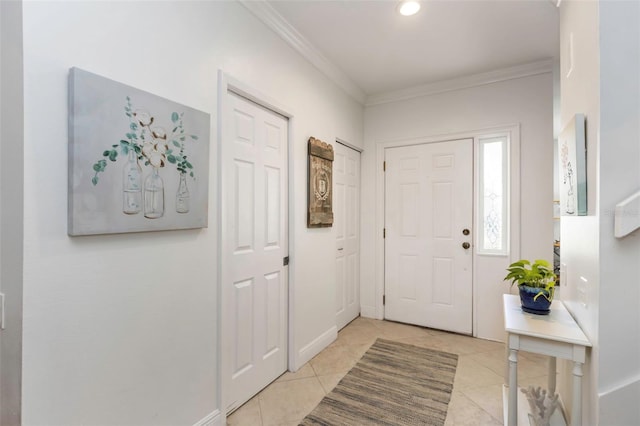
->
362, 74, 554, 340
0, 1, 24, 424
598, 2, 640, 423
557, 2, 600, 423
21, 1, 362, 424
559, 1, 640, 424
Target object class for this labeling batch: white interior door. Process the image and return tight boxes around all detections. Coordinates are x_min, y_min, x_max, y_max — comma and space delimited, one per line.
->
334, 143, 360, 330
384, 139, 473, 334
222, 91, 288, 413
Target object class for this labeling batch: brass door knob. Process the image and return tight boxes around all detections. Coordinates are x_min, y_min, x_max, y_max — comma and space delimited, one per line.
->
462, 242, 471, 249
462, 229, 470, 235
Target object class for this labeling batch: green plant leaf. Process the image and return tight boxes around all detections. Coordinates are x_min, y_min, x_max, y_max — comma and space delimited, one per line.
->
191, 135, 198, 140
173, 140, 181, 148
108, 150, 118, 162
171, 112, 179, 123
167, 155, 177, 164
92, 176, 98, 185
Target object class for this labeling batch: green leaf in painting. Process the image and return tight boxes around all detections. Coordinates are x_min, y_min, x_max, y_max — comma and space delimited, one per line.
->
191, 135, 198, 140
167, 155, 177, 164
171, 112, 179, 123
92, 176, 98, 186
173, 140, 181, 148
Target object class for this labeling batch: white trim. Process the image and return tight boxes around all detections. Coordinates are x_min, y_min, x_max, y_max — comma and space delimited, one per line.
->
296, 325, 337, 369
193, 410, 222, 426
375, 124, 521, 335
239, 0, 366, 104
366, 60, 554, 107
217, 70, 295, 415
237, 1, 552, 108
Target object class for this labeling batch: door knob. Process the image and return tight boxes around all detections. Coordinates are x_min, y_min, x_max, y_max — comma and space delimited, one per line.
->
462, 242, 470, 249
462, 229, 470, 236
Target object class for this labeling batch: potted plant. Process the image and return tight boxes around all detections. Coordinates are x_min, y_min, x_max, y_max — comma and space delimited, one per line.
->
504, 259, 557, 315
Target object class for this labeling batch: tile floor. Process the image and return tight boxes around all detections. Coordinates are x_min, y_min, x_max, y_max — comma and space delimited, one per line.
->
227, 317, 551, 426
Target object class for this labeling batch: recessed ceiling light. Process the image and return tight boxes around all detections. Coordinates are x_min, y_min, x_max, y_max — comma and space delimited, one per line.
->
398, 0, 421, 16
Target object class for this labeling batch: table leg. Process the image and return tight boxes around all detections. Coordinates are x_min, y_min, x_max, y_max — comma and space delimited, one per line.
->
508, 348, 518, 426
548, 356, 557, 395
571, 361, 583, 426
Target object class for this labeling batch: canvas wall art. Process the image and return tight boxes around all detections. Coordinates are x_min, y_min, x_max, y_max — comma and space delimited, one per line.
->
559, 113, 587, 216
68, 68, 210, 235
307, 137, 334, 228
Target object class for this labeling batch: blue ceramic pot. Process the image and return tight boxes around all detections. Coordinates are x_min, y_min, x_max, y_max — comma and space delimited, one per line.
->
519, 285, 553, 315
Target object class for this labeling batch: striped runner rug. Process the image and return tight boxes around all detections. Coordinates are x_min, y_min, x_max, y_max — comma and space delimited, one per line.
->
300, 338, 458, 426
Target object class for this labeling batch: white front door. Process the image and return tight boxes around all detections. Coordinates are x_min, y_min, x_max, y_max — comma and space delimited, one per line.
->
222, 91, 288, 413
384, 139, 473, 334
334, 143, 360, 330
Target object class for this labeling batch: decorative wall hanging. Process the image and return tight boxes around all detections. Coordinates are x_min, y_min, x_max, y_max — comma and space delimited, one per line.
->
559, 113, 587, 216
307, 137, 334, 227
68, 68, 210, 236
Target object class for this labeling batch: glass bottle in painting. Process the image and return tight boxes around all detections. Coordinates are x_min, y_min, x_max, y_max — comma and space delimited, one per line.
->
176, 172, 190, 213
123, 149, 142, 214
144, 167, 164, 219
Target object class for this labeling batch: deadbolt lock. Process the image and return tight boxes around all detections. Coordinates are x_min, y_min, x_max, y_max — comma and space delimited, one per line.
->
462, 229, 470, 236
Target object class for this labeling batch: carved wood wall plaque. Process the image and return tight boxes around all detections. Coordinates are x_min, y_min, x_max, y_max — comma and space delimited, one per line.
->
307, 137, 334, 228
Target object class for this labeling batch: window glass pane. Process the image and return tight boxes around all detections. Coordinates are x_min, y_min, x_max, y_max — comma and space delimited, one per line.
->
479, 136, 507, 254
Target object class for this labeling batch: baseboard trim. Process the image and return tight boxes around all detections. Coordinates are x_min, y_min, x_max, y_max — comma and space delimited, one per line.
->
297, 325, 337, 368
360, 305, 379, 319
193, 409, 222, 426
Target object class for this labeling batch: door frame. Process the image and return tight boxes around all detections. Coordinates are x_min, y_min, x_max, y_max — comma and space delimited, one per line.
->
217, 71, 295, 414
334, 139, 363, 330
374, 125, 521, 337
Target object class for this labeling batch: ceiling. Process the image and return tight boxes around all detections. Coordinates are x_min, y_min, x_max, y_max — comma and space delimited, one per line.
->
264, 0, 559, 101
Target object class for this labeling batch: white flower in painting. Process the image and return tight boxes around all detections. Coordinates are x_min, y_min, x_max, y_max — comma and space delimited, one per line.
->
149, 152, 165, 168
154, 139, 168, 154
133, 109, 153, 126
141, 142, 155, 158
151, 127, 166, 140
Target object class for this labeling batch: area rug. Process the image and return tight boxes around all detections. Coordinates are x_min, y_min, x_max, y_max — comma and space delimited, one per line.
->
300, 339, 458, 426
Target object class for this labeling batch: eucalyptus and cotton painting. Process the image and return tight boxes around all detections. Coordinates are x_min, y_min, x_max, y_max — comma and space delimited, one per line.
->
68, 68, 210, 235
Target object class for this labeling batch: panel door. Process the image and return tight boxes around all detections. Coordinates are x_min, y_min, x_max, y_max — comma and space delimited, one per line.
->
223, 91, 288, 413
384, 139, 473, 334
334, 143, 360, 330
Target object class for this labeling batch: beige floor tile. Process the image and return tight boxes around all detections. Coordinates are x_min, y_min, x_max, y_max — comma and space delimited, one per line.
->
228, 319, 548, 425
227, 397, 263, 426
276, 363, 315, 383
335, 322, 379, 347
308, 343, 359, 375
369, 319, 434, 339
259, 377, 325, 426
444, 391, 502, 426
454, 356, 506, 390
317, 372, 346, 394
460, 383, 505, 423
468, 349, 508, 376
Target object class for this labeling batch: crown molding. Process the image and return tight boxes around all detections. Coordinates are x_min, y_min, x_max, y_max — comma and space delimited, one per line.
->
365, 59, 555, 107
240, 0, 367, 105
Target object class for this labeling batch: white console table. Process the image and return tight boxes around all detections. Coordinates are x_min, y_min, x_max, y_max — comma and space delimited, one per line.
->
503, 294, 591, 426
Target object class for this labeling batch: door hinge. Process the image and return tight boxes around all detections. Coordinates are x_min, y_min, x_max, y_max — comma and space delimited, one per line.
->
383, 161, 386, 172
383, 228, 386, 238
283, 256, 290, 266
383, 295, 386, 305
0, 293, 5, 330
